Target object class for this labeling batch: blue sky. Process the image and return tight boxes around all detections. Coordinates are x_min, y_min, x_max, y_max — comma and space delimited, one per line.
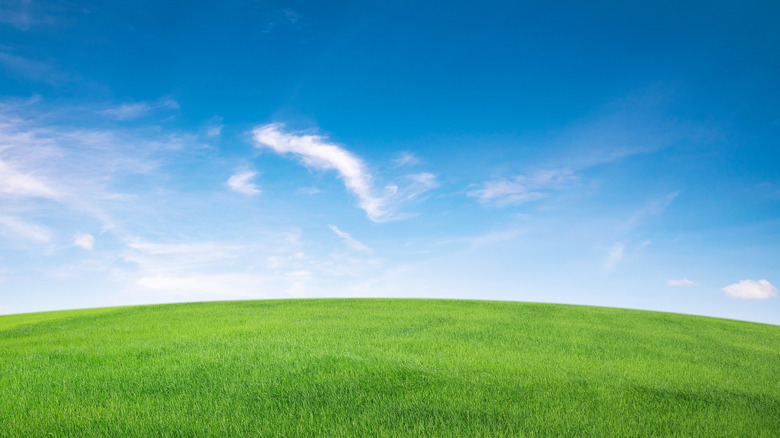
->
1, 1, 779, 324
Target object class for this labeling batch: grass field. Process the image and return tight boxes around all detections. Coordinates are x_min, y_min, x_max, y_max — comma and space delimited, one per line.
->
1, 299, 778, 437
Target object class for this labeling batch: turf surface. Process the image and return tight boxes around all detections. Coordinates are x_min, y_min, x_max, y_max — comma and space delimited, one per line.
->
1, 299, 778, 436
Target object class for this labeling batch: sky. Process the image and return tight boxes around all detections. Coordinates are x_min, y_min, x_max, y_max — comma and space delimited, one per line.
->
1, 1, 779, 324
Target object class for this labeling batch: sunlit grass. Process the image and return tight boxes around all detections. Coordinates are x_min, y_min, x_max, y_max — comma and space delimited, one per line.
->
1, 299, 778, 436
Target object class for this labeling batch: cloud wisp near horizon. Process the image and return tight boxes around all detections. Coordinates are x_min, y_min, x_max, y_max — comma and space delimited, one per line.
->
0, 1, 778, 324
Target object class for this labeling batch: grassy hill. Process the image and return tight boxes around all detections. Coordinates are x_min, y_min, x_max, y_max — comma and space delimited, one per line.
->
1, 299, 778, 437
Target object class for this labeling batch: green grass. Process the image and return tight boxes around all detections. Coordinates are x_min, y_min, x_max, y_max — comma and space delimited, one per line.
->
1, 299, 778, 437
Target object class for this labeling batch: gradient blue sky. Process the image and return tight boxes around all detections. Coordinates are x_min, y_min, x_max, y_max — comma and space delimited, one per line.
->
1, 1, 779, 324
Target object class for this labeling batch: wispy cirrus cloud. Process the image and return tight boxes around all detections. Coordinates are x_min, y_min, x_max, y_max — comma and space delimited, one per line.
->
134, 273, 270, 298
668, 278, 697, 286
297, 186, 321, 195
723, 280, 777, 300
545, 86, 719, 171
392, 151, 420, 167
205, 116, 223, 138
619, 191, 680, 234
123, 238, 260, 298
226, 171, 261, 196
119, 233, 318, 301
0, 0, 54, 30
0, 159, 57, 198
0, 214, 52, 242
406, 172, 436, 193
436, 228, 525, 250
0, 52, 70, 85
101, 103, 151, 121
73, 232, 95, 250
328, 225, 372, 253
603, 241, 624, 271
252, 123, 436, 222
124, 239, 247, 274
0, 100, 395, 312
468, 168, 576, 207
0, 2, 32, 30
0, 100, 196, 248
100, 97, 179, 121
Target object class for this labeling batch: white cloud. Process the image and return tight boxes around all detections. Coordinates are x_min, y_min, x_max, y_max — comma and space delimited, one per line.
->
205, 116, 223, 137
0, 102, 191, 240
407, 172, 436, 188
723, 280, 777, 300
252, 123, 435, 222
135, 273, 267, 298
0, 5, 32, 30
469, 168, 576, 206
328, 224, 372, 253
439, 228, 524, 249
668, 278, 697, 286
101, 98, 179, 121
393, 151, 420, 167
125, 239, 258, 297
620, 192, 680, 234
0, 102, 396, 309
158, 97, 179, 110
253, 123, 375, 213
0, 160, 57, 198
227, 171, 261, 195
0, 215, 51, 242
0, 52, 68, 84
297, 186, 321, 195
119, 234, 318, 301
124, 237, 307, 278
0, 0, 54, 30
101, 103, 151, 121
125, 239, 245, 261
603, 242, 624, 271
73, 232, 95, 250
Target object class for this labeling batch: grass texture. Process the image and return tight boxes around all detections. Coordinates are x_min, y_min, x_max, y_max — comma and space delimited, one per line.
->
1, 299, 778, 437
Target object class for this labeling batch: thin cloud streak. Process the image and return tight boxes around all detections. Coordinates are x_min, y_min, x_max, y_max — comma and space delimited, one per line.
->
100, 98, 179, 121
117, 233, 351, 302
0, 102, 194, 237
135, 273, 268, 298
227, 171, 261, 196
0, 52, 69, 84
668, 278, 697, 286
603, 242, 624, 271
0, 160, 57, 198
252, 123, 436, 222
0, 0, 54, 30
393, 151, 420, 167
297, 186, 321, 195
205, 116, 224, 137
0, 214, 52, 242
469, 168, 576, 207
328, 224, 372, 253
